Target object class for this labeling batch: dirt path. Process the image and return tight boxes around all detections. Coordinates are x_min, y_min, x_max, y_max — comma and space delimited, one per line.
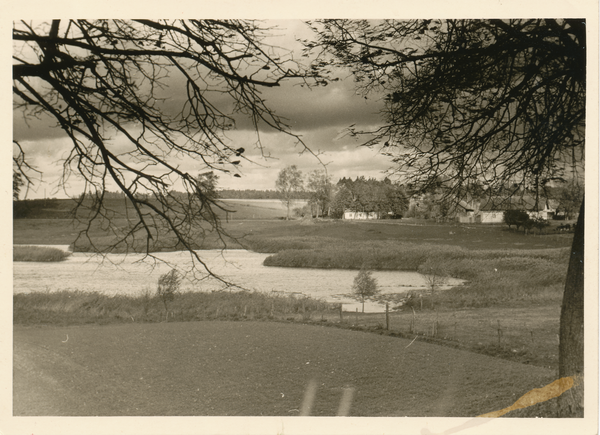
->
14, 321, 556, 417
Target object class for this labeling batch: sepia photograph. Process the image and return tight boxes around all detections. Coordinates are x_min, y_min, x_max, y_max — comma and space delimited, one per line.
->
6, 2, 598, 434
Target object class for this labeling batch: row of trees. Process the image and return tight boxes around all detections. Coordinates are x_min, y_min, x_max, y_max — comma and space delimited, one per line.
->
218, 189, 308, 200
275, 166, 334, 219
275, 167, 409, 220
331, 177, 408, 219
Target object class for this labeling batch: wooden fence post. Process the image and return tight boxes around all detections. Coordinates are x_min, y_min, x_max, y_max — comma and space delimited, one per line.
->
497, 320, 503, 344
339, 304, 343, 322
385, 303, 390, 330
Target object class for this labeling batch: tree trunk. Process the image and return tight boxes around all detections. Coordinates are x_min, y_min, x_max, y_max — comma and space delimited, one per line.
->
557, 198, 584, 417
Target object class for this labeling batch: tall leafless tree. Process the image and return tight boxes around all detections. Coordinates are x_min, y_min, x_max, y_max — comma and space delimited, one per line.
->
275, 165, 304, 220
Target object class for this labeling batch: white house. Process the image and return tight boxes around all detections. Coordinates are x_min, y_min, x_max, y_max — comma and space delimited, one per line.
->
475, 196, 556, 224
455, 200, 477, 223
476, 209, 505, 224
343, 210, 381, 220
527, 202, 556, 220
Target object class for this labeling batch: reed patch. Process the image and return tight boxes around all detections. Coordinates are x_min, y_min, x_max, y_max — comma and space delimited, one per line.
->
13, 245, 71, 262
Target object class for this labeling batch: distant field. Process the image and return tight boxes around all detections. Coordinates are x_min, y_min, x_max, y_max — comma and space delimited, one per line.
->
13, 216, 574, 253
12, 198, 296, 251
13, 197, 306, 221
220, 199, 308, 220
238, 218, 574, 252
13, 197, 574, 250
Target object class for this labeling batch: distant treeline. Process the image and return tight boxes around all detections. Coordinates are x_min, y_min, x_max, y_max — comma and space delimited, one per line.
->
70, 189, 308, 201
217, 189, 309, 200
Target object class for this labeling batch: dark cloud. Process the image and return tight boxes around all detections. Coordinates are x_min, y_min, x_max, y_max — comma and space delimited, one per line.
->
262, 80, 384, 131
13, 110, 69, 142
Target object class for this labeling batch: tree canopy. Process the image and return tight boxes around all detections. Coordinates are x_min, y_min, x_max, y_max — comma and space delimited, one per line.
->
306, 169, 333, 218
307, 19, 585, 194
332, 177, 407, 218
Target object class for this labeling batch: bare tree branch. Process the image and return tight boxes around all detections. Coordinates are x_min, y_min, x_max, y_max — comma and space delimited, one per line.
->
13, 19, 319, 283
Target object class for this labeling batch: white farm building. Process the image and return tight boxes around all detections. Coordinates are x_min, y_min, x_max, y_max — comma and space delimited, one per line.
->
343, 211, 381, 220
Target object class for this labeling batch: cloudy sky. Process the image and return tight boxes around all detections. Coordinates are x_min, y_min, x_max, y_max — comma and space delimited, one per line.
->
12, 4, 596, 201
12, 19, 395, 200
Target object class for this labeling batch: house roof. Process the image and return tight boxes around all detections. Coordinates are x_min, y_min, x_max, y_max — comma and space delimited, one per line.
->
456, 200, 475, 212
478, 195, 551, 212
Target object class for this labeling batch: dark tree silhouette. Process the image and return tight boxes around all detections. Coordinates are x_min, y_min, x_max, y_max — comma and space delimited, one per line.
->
503, 209, 530, 231
308, 18, 585, 416
13, 19, 315, 277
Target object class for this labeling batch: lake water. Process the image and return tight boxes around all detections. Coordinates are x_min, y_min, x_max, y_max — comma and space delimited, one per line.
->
13, 247, 463, 313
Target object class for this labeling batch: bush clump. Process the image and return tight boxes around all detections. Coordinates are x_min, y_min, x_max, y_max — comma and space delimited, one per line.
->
13, 289, 336, 326
262, 239, 569, 308
14, 245, 71, 262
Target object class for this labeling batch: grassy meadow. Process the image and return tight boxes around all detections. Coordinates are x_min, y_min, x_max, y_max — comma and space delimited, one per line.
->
13, 197, 575, 325
240, 218, 572, 308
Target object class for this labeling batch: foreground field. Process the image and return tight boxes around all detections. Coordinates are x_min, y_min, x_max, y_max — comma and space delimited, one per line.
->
14, 321, 556, 417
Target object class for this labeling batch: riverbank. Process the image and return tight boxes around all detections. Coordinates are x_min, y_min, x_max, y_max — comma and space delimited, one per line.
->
14, 218, 571, 308
13, 248, 446, 313
259, 239, 568, 309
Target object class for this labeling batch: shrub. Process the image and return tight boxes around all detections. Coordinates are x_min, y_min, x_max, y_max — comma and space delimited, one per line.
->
352, 268, 379, 313
503, 209, 530, 230
157, 269, 181, 321
530, 217, 550, 234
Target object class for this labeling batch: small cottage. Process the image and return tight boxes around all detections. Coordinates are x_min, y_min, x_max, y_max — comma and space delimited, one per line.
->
343, 210, 381, 220
475, 196, 556, 224
455, 200, 477, 223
